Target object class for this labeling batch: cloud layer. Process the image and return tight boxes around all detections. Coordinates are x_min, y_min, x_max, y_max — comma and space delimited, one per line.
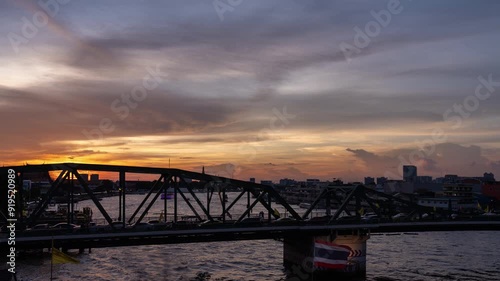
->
1, 1, 500, 181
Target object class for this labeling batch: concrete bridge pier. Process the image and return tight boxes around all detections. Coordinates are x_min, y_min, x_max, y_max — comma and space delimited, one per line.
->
283, 231, 369, 280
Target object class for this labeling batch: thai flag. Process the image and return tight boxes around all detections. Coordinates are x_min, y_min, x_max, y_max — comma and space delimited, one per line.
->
313, 240, 351, 269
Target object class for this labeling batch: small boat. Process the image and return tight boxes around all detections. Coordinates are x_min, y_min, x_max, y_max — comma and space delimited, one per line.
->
161, 193, 174, 200
299, 203, 311, 209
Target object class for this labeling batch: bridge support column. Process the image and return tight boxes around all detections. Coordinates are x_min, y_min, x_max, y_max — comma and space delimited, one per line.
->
283, 231, 369, 280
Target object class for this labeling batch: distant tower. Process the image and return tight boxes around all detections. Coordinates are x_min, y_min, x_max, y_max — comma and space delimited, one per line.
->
202, 166, 205, 174
403, 165, 417, 182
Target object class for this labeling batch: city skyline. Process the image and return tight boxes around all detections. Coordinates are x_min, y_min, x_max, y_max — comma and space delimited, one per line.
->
2, 1, 500, 182
31, 164, 494, 184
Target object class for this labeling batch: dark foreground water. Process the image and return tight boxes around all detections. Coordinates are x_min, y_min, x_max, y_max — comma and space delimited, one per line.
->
14, 195, 500, 280
14, 232, 500, 281
15, 231, 500, 281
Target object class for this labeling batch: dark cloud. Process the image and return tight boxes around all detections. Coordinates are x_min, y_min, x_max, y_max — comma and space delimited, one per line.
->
48, 0, 500, 91
1, 1, 500, 181
67, 150, 107, 160
0, 81, 244, 143
490, 161, 500, 171
346, 148, 383, 163
0, 76, 453, 153
419, 158, 438, 172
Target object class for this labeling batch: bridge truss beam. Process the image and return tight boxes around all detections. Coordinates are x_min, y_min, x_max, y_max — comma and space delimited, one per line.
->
0, 163, 302, 228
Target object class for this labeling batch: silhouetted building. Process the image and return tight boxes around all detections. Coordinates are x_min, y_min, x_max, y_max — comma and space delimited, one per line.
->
364, 177, 375, 185
331, 179, 344, 185
81, 173, 89, 182
90, 174, 99, 183
443, 180, 475, 197
482, 181, 500, 201
249, 178, 255, 183
416, 176, 432, 184
260, 180, 273, 186
444, 174, 459, 183
417, 197, 476, 211
403, 165, 417, 182
384, 180, 414, 194
376, 177, 387, 185
306, 179, 320, 187
433, 177, 445, 183
414, 182, 443, 194
484, 172, 495, 182
279, 178, 296, 186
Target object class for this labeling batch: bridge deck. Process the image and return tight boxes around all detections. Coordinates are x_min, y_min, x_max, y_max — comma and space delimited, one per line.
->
4, 221, 500, 250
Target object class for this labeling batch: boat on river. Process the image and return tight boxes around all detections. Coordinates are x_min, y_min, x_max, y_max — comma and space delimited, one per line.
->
299, 203, 311, 209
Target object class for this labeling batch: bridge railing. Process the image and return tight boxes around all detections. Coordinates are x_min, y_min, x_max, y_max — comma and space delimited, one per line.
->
89, 209, 331, 226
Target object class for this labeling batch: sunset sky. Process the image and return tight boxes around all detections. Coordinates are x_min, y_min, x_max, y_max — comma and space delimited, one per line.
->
1, 1, 500, 182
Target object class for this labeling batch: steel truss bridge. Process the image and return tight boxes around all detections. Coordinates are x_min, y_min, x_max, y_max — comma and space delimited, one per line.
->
1, 163, 500, 250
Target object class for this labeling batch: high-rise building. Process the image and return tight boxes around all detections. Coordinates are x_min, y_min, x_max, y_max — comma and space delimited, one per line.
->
403, 165, 417, 182
249, 178, 256, 183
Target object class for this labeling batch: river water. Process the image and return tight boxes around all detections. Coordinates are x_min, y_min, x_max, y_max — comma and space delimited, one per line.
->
15, 194, 500, 281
